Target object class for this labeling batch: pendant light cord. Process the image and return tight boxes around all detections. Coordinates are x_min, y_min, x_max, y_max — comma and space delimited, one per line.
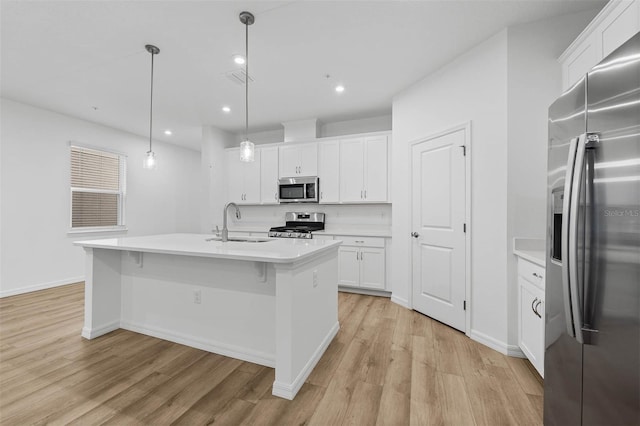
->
149, 50, 155, 153
245, 19, 249, 143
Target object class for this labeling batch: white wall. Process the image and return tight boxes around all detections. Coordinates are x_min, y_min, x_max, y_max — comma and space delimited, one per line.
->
320, 115, 392, 138
202, 126, 235, 231
505, 10, 598, 346
0, 99, 201, 297
392, 10, 598, 353
231, 114, 392, 146
392, 31, 510, 350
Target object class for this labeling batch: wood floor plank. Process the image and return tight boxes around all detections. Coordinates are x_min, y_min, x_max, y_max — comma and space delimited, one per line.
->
410, 335, 442, 426
0, 284, 545, 425
505, 356, 544, 396
376, 349, 412, 426
437, 372, 476, 425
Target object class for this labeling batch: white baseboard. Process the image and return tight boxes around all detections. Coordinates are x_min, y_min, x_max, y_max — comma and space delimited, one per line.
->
390, 294, 410, 309
120, 320, 276, 368
0, 276, 84, 298
339, 286, 391, 298
81, 320, 120, 339
272, 321, 340, 400
469, 329, 511, 355
507, 345, 526, 358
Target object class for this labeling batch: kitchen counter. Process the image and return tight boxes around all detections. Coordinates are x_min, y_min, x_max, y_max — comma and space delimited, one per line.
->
513, 238, 546, 267
76, 233, 341, 263
75, 233, 340, 400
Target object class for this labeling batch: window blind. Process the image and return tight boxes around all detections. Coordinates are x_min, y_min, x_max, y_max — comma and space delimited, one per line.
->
70, 146, 125, 229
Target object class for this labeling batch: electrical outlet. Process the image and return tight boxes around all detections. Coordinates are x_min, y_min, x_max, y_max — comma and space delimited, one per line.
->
313, 270, 318, 287
194, 289, 201, 304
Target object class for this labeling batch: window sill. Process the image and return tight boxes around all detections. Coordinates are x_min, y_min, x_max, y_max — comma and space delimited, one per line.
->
68, 226, 128, 235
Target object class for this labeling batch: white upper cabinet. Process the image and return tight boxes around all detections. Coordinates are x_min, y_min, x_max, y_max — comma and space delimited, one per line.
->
318, 140, 340, 203
279, 142, 318, 177
260, 146, 279, 204
339, 136, 389, 203
560, 0, 640, 90
225, 148, 261, 204
363, 136, 389, 202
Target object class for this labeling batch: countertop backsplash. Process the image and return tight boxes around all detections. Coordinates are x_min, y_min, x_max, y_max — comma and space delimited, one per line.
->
225, 204, 392, 231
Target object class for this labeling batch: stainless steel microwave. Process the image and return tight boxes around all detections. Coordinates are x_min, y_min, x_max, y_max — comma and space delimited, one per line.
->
278, 177, 319, 203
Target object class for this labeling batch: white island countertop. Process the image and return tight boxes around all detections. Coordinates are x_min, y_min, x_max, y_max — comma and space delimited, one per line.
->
75, 233, 342, 263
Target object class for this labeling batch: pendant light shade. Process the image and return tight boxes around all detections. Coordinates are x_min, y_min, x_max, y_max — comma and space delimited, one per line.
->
144, 44, 160, 170
239, 11, 255, 163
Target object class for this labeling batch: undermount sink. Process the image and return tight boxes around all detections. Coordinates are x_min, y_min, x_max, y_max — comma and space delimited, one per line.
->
205, 236, 271, 243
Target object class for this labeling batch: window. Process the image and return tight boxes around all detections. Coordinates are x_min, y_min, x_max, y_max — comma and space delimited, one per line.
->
70, 145, 126, 231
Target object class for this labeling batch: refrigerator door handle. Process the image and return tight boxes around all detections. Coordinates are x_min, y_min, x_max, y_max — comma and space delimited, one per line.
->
568, 133, 588, 344
561, 136, 580, 339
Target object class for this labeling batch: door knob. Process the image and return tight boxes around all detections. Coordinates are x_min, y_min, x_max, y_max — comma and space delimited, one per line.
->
411, 232, 420, 238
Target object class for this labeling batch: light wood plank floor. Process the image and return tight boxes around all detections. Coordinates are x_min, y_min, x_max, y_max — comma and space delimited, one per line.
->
0, 282, 543, 425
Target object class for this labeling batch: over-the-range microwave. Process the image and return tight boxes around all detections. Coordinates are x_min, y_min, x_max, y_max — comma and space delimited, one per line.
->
278, 176, 319, 203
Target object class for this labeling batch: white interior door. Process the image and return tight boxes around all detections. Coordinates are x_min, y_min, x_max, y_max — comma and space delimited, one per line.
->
411, 127, 467, 332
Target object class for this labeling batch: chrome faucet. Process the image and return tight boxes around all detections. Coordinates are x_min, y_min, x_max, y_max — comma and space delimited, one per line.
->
222, 202, 241, 242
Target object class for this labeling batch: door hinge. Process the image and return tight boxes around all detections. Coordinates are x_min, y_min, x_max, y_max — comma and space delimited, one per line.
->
463, 300, 466, 311
459, 145, 466, 156
463, 223, 466, 233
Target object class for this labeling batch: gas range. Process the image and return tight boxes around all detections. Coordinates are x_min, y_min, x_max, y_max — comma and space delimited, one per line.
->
268, 212, 325, 239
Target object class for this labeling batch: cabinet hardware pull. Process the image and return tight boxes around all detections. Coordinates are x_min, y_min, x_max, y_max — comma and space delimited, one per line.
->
411, 232, 420, 238
361, 190, 363, 199
355, 240, 364, 243
535, 300, 542, 318
364, 190, 367, 199
531, 297, 538, 315
532, 272, 543, 279
356, 252, 359, 261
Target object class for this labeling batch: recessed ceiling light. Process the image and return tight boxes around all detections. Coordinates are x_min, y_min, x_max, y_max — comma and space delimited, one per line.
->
233, 55, 246, 65
335, 85, 345, 93
164, 130, 172, 136
222, 106, 231, 113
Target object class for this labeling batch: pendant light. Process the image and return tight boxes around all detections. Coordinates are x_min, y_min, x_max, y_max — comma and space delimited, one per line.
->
143, 44, 160, 169
239, 11, 255, 162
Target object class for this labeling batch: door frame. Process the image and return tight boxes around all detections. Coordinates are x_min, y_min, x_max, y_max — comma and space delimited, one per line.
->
408, 121, 472, 335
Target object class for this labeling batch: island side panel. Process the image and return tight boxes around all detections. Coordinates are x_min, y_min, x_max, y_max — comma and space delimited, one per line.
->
82, 247, 122, 339
272, 247, 340, 400
119, 252, 277, 367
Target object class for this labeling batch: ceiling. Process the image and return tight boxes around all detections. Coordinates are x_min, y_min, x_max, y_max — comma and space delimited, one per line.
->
1, 0, 605, 150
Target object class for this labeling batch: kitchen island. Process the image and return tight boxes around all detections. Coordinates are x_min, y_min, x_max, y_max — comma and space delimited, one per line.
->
74, 233, 341, 400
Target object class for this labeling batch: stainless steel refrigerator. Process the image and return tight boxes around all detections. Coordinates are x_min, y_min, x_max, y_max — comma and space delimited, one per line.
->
545, 32, 639, 425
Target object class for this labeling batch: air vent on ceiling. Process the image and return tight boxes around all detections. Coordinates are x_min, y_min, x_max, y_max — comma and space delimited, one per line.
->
224, 69, 254, 86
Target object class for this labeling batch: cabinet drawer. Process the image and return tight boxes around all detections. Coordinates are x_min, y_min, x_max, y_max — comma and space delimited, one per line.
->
312, 234, 334, 241
518, 258, 545, 288
333, 236, 385, 248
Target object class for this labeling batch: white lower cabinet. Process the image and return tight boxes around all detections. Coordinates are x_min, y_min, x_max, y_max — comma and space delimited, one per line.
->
336, 236, 385, 290
517, 258, 545, 377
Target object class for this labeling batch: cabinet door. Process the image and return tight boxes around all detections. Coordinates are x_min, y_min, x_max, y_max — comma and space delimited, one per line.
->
338, 246, 360, 287
260, 146, 279, 204
226, 149, 244, 203
279, 145, 299, 177
360, 246, 385, 290
318, 140, 340, 203
297, 143, 318, 176
339, 138, 365, 202
363, 136, 388, 202
243, 149, 261, 204
519, 279, 544, 375
599, 0, 640, 58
